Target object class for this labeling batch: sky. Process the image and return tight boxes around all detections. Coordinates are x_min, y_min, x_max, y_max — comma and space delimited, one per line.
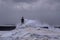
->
0, 0, 60, 25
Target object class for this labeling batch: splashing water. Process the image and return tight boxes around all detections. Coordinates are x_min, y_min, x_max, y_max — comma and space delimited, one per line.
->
0, 19, 60, 40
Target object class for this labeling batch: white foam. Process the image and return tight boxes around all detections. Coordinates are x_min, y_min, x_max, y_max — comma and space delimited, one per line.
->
0, 19, 60, 40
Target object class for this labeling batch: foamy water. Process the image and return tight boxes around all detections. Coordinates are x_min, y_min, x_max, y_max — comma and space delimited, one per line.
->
0, 19, 60, 40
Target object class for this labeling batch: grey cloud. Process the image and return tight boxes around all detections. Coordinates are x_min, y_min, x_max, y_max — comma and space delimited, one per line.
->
2, 0, 37, 3
54, 0, 60, 2
13, 0, 37, 3
0, 0, 60, 25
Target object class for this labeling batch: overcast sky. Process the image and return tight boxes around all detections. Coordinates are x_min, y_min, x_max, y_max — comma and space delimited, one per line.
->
0, 0, 60, 25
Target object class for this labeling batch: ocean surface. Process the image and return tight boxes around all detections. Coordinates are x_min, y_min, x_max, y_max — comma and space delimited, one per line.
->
0, 19, 60, 40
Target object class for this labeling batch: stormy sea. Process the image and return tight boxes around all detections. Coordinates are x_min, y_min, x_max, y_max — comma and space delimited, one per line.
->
0, 19, 60, 40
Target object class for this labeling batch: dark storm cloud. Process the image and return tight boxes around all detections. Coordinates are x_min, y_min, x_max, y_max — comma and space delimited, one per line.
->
2, 0, 37, 3
13, 0, 37, 3
0, 0, 60, 25
54, 0, 60, 2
